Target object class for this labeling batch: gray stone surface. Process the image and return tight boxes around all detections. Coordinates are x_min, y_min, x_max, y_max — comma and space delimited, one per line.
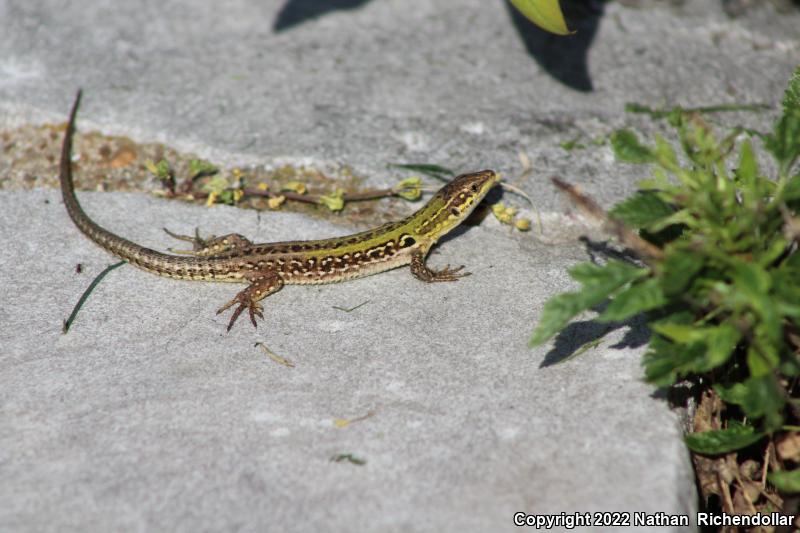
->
2, 189, 690, 532
1, 0, 799, 531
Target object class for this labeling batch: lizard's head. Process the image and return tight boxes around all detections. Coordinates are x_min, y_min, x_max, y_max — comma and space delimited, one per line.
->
414, 170, 501, 238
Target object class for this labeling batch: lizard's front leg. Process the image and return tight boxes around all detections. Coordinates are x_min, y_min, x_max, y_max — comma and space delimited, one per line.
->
163, 227, 253, 257
217, 270, 284, 331
410, 250, 471, 282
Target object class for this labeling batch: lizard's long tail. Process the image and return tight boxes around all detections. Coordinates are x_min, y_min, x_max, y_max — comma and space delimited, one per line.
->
59, 91, 219, 279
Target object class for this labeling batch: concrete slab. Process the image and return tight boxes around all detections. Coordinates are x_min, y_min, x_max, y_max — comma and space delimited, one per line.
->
2, 0, 799, 530
1, 189, 691, 532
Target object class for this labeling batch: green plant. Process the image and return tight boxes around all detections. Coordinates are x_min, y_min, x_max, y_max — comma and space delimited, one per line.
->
531, 67, 800, 512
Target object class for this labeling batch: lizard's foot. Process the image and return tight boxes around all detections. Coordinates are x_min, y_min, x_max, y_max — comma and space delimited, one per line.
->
421, 264, 471, 282
164, 227, 252, 257
217, 292, 264, 331
410, 251, 471, 282
216, 272, 283, 331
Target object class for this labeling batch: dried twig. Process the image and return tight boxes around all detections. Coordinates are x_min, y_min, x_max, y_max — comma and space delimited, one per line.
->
551, 177, 665, 264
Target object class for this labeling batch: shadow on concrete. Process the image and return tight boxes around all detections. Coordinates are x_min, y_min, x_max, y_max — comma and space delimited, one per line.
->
539, 234, 652, 367
539, 311, 651, 368
273, 0, 603, 93
273, 0, 371, 31
503, 0, 604, 93
579, 236, 645, 267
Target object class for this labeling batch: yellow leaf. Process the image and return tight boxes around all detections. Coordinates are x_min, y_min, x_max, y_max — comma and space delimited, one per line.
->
491, 203, 517, 225
281, 181, 307, 194
393, 176, 422, 201
510, 0, 572, 36
206, 191, 219, 207
319, 189, 345, 212
515, 218, 532, 232
257, 182, 269, 191
267, 195, 286, 209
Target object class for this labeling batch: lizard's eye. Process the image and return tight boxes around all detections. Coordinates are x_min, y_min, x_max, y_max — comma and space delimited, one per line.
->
470, 184, 479, 193
451, 207, 460, 216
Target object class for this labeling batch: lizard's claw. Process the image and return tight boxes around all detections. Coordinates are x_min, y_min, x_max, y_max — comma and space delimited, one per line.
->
164, 227, 212, 255
217, 294, 264, 331
432, 264, 470, 281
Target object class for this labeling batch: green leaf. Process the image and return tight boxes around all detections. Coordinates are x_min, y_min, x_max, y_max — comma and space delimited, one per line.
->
598, 278, 666, 322
769, 470, 800, 494
747, 345, 777, 378
509, 0, 572, 35
735, 139, 758, 187
714, 375, 785, 430
568, 260, 647, 287
766, 109, 800, 175
388, 163, 454, 182
188, 158, 218, 179
730, 260, 771, 301
144, 159, 172, 181
653, 135, 678, 168
609, 192, 674, 229
704, 323, 742, 369
684, 422, 765, 455
651, 323, 704, 344
642, 335, 705, 386
659, 251, 704, 297
611, 129, 655, 164
201, 175, 231, 194
529, 261, 646, 346
783, 66, 800, 113
782, 174, 800, 201
529, 292, 596, 346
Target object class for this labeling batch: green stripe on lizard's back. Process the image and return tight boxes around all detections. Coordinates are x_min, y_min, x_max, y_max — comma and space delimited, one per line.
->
59, 90, 500, 331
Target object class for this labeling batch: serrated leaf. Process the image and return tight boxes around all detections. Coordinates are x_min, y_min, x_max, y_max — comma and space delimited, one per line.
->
647, 208, 693, 232
653, 135, 678, 168
659, 251, 704, 297
704, 322, 742, 369
598, 278, 666, 322
747, 345, 777, 378
568, 260, 647, 287
652, 323, 704, 344
730, 260, 771, 300
611, 129, 655, 164
509, 0, 572, 35
782, 174, 800, 201
642, 335, 705, 386
609, 191, 674, 229
529, 292, 595, 346
736, 139, 758, 186
783, 66, 800, 113
769, 470, 800, 494
684, 422, 765, 455
766, 109, 800, 175
714, 375, 784, 430
530, 261, 646, 346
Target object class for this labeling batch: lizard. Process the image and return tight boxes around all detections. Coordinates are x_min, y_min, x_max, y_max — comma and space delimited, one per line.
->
59, 91, 501, 331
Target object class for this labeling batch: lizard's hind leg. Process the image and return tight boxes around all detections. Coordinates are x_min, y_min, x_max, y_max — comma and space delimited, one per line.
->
164, 227, 252, 257
217, 270, 284, 331
410, 250, 471, 282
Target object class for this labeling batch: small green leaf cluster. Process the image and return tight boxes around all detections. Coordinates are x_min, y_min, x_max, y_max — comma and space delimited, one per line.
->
531, 67, 800, 457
